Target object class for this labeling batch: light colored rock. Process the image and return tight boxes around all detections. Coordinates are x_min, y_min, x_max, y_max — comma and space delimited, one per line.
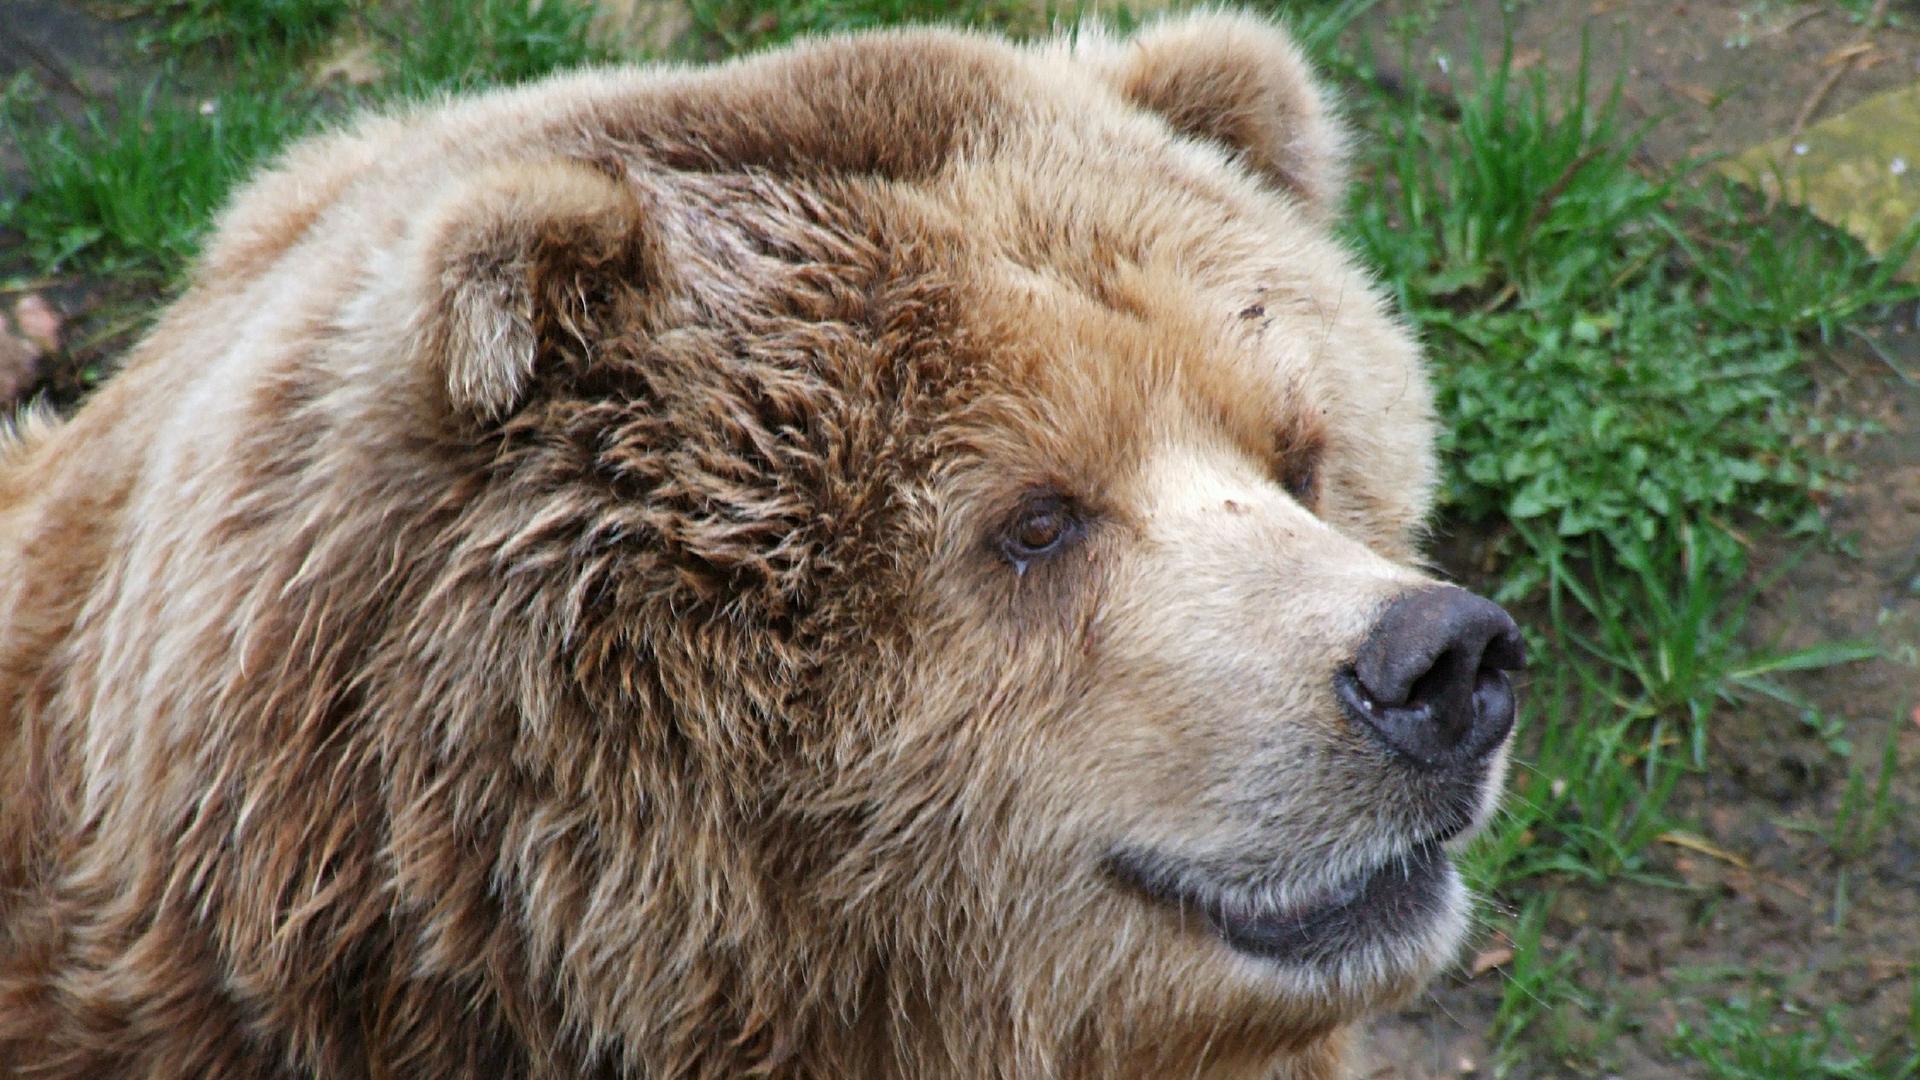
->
1724, 82, 1920, 278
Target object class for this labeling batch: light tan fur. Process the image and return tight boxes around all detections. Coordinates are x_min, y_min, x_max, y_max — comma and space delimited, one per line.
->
0, 13, 1499, 1079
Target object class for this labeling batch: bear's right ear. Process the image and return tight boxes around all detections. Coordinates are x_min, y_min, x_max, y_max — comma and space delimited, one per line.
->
1074, 13, 1348, 221
404, 159, 656, 423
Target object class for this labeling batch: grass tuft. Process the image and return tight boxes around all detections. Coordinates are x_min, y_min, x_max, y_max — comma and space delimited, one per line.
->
379, 0, 617, 96
1671, 988, 1885, 1080
1341, 36, 1898, 598
682, 0, 1060, 54
1, 0, 624, 284
2, 83, 317, 278
129, 0, 356, 59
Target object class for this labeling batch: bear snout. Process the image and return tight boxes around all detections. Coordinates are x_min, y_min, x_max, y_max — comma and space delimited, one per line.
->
1334, 586, 1525, 771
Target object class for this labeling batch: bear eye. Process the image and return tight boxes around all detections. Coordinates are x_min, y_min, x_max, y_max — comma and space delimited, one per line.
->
998, 494, 1080, 571
1274, 428, 1325, 508
1280, 453, 1319, 505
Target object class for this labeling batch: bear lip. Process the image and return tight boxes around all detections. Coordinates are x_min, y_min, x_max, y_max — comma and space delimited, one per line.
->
1106, 842, 1452, 966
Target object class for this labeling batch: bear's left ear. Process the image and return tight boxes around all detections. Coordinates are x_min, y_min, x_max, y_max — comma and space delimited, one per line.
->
404, 158, 657, 423
1076, 13, 1348, 220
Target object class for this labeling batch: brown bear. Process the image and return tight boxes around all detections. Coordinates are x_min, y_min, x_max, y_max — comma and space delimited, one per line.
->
0, 12, 1523, 1079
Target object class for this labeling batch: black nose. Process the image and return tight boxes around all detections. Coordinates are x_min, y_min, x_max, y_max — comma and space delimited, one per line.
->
1335, 586, 1525, 770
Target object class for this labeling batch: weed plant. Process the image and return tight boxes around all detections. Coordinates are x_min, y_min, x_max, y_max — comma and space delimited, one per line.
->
1677, 181, 1920, 348
1822, 720, 1902, 863
1484, 899, 1590, 1059
1341, 40, 1909, 599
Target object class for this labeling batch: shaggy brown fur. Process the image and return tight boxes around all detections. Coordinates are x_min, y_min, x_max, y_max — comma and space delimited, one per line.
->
0, 14, 1503, 1079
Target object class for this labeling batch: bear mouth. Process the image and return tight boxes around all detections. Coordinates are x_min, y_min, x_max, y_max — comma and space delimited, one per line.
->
1107, 841, 1453, 966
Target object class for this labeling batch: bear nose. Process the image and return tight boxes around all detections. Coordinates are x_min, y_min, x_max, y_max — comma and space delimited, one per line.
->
1335, 586, 1526, 770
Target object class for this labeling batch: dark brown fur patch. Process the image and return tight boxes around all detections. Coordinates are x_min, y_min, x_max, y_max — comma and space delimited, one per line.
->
597, 34, 1024, 183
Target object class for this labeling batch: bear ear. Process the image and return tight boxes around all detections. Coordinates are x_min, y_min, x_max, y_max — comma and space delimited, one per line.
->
1079, 12, 1348, 220
405, 159, 656, 423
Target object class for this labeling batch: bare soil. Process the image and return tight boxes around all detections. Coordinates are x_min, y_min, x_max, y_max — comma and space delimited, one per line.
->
1360, 0, 1920, 164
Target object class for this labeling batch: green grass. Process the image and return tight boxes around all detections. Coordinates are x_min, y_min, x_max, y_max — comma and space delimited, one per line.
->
1797, 716, 1907, 936
2, 83, 318, 278
1677, 181, 1920, 349
1341, 37, 1913, 599
1483, 897, 1609, 1070
0, 0, 616, 282
1671, 987, 1889, 1080
681, 0, 1067, 54
1825, 722, 1901, 863
129, 0, 356, 59
1347, 44, 1667, 310
1538, 525, 1878, 768
378, 0, 618, 96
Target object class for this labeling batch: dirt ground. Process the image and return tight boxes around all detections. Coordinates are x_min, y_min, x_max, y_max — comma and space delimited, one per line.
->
3, 2, 1917, 1076
1360, 0, 1920, 164
1, 2, 149, 192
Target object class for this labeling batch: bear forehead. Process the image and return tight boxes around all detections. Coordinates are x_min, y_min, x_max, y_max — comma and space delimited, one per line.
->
587, 31, 1033, 182
368, 24, 1368, 516
619, 164, 1333, 505
369, 27, 1352, 360
563, 31, 1345, 450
